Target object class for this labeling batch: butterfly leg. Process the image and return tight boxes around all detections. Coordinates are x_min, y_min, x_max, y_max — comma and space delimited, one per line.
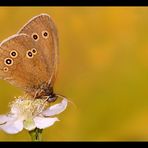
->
35, 96, 51, 116
33, 89, 42, 99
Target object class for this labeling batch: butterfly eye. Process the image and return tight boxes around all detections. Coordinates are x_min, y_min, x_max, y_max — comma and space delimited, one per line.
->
3, 67, 8, 72
26, 50, 33, 59
31, 48, 37, 55
42, 31, 49, 39
32, 33, 39, 41
10, 50, 18, 58
4, 58, 13, 66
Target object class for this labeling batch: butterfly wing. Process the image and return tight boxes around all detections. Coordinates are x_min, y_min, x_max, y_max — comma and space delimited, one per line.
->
17, 13, 59, 87
0, 34, 53, 96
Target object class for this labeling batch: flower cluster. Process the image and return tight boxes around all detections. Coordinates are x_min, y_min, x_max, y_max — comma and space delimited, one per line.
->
0, 97, 68, 134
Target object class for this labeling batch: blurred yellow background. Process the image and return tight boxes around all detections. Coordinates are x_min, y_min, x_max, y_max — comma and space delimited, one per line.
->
0, 7, 148, 141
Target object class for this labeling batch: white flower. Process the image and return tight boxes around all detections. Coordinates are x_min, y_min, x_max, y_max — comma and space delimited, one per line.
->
0, 97, 68, 134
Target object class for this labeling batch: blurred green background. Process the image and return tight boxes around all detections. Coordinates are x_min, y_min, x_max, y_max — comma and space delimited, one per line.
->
0, 7, 148, 141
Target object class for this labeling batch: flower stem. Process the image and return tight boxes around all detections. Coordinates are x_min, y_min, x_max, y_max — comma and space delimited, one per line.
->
29, 128, 43, 141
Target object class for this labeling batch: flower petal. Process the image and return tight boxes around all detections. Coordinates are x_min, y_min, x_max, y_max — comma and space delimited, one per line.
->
34, 116, 59, 129
0, 116, 23, 134
42, 98, 68, 116
0, 114, 15, 124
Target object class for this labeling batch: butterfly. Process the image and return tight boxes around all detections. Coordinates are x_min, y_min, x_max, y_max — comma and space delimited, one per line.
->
0, 13, 60, 102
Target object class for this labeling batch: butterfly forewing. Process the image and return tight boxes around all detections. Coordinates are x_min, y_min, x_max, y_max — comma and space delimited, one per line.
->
17, 14, 59, 87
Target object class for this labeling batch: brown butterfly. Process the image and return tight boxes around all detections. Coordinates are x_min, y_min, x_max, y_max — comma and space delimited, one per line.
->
0, 13, 60, 102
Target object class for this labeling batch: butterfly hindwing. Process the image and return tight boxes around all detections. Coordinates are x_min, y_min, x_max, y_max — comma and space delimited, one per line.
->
0, 34, 51, 95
